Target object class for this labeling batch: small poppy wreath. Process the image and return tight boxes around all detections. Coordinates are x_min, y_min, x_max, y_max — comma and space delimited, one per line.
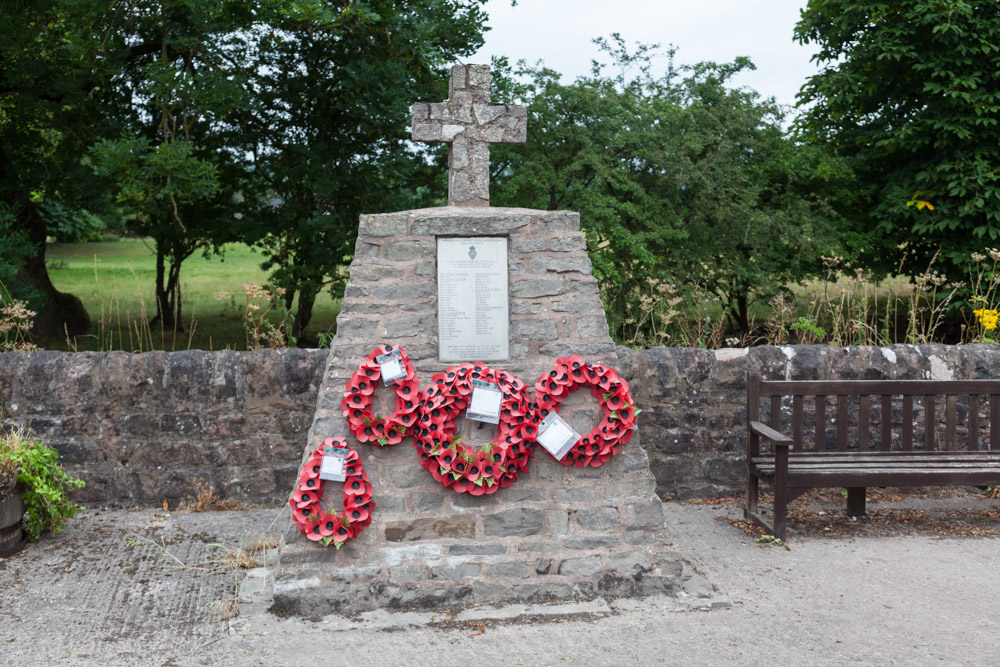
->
412, 362, 537, 495
341, 344, 421, 446
289, 437, 374, 547
533, 355, 639, 467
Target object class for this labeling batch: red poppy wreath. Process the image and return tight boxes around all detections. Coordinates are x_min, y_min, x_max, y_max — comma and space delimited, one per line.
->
533, 355, 639, 467
412, 362, 537, 495
340, 344, 421, 446
290, 437, 374, 547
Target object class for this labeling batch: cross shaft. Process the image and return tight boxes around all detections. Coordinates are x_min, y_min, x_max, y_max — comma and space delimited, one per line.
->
411, 64, 527, 207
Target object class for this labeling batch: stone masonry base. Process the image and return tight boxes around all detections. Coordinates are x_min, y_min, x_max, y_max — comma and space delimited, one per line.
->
273, 207, 683, 615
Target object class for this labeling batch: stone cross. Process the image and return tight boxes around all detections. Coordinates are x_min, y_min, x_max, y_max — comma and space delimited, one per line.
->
411, 64, 527, 207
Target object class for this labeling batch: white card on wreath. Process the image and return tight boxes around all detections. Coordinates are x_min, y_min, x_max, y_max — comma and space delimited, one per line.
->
319, 452, 347, 482
536, 412, 581, 461
467, 380, 502, 424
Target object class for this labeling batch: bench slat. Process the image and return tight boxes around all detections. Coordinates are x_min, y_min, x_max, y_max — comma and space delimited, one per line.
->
946, 395, 957, 451
816, 395, 826, 451
859, 395, 870, 451
926, 394, 936, 451
880, 394, 892, 451
771, 470, 1000, 488
837, 395, 848, 452
902, 395, 914, 451
759, 379, 1000, 396
992, 395, 1000, 449
793, 395, 804, 451
970, 395, 980, 451
755, 460, 1000, 471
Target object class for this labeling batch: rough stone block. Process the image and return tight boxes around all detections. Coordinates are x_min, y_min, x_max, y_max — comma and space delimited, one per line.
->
577, 315, 610, 339
411, 213, 531, 236
557, 556, 603, 577
623, 529, 673, 547
389, 563, 427, 584
512, 582, 582, 602
386, 240, 434, 262
486, 561, 535, 578
450, 543, 508, 556
372, 495, 407, 514
529, 256, 592, 274
575, 507, 620, 532
548, 236, 587, 252
608, 550, 653, 574
382, 314, 435, 338
334, 317, 377, 339
536, 558, 552, 574
499, 488, 546, 504
547, 509, 569, 536
511, 238, 547, 253
554, 487, 596, 504
483, 509, 545, 537
362, 544, 446, 566
517, 542, 557, 554
414, 493, 445, 512
359, 212, 408, 237
473, 582, 509, 601
602, 478, 656, 502
385, 464, 430, 489
372, 283, 436, 300
564, 536, 619, 550
378, 585, 473, 610
511, 278, 563, 298
512, 320, 558, 341
551, 300, 600, 313
384, 516, 476, 542
350, 264, 405, 282
431, 563, 482, 581
626, 500, 665, 527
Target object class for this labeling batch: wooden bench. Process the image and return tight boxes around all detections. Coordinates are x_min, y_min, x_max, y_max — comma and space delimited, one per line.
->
745, 373, 1000, 539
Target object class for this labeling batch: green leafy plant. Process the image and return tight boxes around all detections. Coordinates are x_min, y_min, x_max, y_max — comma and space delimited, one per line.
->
0, 426, 85, 540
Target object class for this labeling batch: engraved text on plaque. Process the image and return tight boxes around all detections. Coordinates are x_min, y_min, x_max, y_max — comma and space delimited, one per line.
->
437, 237, 509, 361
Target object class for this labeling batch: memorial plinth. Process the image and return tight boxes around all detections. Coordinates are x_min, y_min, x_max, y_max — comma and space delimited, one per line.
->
274, 206, 685, 616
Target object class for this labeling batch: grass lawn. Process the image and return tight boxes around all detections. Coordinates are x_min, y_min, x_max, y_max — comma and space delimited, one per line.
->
43, 238, 340, 351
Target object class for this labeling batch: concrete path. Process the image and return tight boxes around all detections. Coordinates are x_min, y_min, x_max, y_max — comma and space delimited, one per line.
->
2, 495, 999, 666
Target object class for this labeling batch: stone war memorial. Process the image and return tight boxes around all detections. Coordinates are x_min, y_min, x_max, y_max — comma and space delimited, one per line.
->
274, 64, 689, 615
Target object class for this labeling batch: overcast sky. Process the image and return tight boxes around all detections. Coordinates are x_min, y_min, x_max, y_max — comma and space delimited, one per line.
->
470, 0, 820, 111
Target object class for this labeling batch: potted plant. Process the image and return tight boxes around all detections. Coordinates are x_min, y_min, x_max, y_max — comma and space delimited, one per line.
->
0, 426, 84, 556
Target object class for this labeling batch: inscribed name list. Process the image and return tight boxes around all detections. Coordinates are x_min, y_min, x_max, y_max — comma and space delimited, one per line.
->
437, 237, 509, 361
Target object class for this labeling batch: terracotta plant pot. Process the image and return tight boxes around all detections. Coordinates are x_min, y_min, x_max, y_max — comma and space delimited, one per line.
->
0, 483, 27, 557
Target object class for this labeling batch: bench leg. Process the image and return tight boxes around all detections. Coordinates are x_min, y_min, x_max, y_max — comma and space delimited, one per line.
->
745, 472, 759, 520
773, 483, 788, 541
846, 487, 867, 518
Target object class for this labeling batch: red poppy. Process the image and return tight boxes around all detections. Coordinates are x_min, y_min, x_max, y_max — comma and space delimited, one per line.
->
304, 518, 324, 541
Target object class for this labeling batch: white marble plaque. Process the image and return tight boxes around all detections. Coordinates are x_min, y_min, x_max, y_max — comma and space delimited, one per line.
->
437, 237, 509, 361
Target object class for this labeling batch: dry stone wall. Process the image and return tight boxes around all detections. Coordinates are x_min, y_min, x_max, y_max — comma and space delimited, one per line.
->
619, 343, 1000, 499
0, 349, 326, 506
2, 343, 996, 509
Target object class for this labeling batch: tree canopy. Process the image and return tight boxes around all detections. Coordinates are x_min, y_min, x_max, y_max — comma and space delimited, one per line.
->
492, 38, 848, 340
795, 1, 1000, 282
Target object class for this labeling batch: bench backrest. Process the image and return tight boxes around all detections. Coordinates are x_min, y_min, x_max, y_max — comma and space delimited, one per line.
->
747, 374, 1000, 454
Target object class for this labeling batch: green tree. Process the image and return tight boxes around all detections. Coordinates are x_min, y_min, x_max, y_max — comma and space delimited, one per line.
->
795, 1, 1000, 282
240, 0, 489, 341
0, 0, 107, 336
492, 38, 846, 338
85, 0, 282, 330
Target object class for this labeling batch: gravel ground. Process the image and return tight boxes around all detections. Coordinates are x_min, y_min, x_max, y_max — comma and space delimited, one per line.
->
2, 491, 1000, 666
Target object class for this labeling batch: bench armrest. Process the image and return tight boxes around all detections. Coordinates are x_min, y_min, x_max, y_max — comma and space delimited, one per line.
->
749, 421, 792, 445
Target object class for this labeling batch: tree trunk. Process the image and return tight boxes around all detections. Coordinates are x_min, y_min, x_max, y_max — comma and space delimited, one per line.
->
151, 245, 175, 329
12, 200, 90, 338
292, 286, 316, 345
